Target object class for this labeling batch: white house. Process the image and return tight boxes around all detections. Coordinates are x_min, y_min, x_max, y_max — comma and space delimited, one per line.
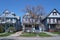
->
43, 9, 60, 32
22, 13, 45, 32
0, 9, 21, 32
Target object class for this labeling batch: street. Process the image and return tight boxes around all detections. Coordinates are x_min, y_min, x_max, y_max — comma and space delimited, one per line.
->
0, 36, 60, 40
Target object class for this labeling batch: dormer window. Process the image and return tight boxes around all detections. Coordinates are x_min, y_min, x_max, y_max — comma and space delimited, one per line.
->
11, 12, 16, 16
3, 10, 10, 16
12, 14, 16, 16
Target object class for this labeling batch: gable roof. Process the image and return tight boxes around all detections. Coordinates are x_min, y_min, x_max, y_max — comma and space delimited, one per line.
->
0, 10, 15, 18
47, 9, 60, 17
0, 10, 20, 19
42, 9, 60, 21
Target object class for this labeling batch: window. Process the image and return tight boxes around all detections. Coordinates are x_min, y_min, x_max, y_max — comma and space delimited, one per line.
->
53, 12, 57, 15
55, 19, 57, 23
47, 19, 49, 23
53, 19, 55, 23
0, 18, 1, 20
49, 19, 51, 23
53, 19, 57, 23
32, 19, 33, 22
28, 18, 30, 22
0, 18, 1, 22
35, 25, 39, 30
23, 19, 25, 22
25, 18, 27, 21
30, 18, 32, 22
55, 13, 57, 15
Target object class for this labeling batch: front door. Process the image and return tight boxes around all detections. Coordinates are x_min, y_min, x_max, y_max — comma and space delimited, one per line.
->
35, 25, 39, 30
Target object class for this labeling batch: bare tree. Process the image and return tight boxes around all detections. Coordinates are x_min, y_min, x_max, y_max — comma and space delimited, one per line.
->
24, 5, 45, 16
24, 5, 32, 14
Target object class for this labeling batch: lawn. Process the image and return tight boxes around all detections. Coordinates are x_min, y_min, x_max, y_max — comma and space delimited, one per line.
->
20, 32, 37, 37
52, 32, 60, 34
0, 32, 15, 37
20, 32, 51, 37
38, 32, 51, 37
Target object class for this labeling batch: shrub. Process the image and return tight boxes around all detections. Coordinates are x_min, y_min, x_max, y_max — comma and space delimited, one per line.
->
8, 26, 16, 32
0, 25, 4, 33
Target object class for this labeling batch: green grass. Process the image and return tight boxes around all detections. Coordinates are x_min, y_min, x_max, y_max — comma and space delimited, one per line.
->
0, 32, 6, 34
20, 32, 37, 37
20, 32, 51, 37
0, 32, 15, 37
38, 32, 51, 37
52, 32, 60, 34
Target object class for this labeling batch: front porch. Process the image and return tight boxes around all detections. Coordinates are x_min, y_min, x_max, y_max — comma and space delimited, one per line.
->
0, 23, 16, 33
47, 24, 57, 32
22, 24, 44, 33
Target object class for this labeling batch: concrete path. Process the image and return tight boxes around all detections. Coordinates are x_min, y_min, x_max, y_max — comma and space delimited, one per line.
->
44, 32, 59, 36
8, 31, 22, 37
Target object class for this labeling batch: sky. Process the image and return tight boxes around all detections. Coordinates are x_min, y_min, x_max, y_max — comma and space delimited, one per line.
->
0, 0, 60, 21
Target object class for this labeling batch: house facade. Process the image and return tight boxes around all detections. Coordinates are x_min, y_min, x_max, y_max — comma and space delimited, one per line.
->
22, 9, 60, 32
0, 10, 21, 32
43, 9, 60, 32
22, 13, 45, 32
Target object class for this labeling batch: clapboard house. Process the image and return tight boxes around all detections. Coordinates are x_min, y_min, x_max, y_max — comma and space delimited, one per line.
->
22, 13, 45, 32
43, 9, 60, 32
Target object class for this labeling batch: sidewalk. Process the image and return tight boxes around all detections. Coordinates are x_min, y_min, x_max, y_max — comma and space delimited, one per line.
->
44, 32, 59, 36
8, 31, 22, 37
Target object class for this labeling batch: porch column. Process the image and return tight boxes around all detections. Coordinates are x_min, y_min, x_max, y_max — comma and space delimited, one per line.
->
32, 25, 35, 32
39, 25, 42, 32
49, 25, 50, 29
22, 24, 25, 32
49, 25, 51, 32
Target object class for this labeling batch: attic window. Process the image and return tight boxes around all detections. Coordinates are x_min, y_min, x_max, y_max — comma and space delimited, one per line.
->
12, 14, 16, 16
53, 12, 57, 15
